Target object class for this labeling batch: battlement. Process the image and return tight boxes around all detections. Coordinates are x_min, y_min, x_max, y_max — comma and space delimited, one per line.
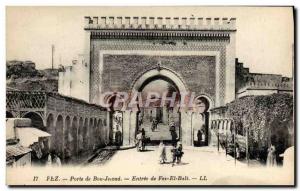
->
84, 16, 236, 31
238, 81, 293, 93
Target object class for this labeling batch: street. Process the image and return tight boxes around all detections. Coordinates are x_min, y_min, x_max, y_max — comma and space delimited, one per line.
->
140, 120, 180, 141
84, 145, 290, 185
89, 146, 246, 168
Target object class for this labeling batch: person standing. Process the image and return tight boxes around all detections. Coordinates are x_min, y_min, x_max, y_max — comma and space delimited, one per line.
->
151, 120, 155, 132
141, 128, 146, 151
46, 153, 52, 167
169, 124, 175, 132
172, 142, 184, 166
135, 131, 143, 152
158, 141, 167, 164
201, 129, 206, 145
175, 142, 184, 163
64, 146, 71, 164
154, 118, 158, 130
171, 129, 178, 147
197, 130, 202, 146
115, 130, 122, 147
267, 144, 277, 167
52, 153, 62, 167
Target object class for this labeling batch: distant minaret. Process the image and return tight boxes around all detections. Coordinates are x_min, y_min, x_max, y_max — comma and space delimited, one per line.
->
51, 44, 55, 69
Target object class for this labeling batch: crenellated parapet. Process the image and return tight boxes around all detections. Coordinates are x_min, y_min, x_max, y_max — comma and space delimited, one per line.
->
84, 16, 236, 31
237, 81, 293, 98
240, 81, 293, 90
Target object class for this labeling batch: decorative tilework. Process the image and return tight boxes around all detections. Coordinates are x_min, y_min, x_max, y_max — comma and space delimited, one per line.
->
90, 39, 227, 106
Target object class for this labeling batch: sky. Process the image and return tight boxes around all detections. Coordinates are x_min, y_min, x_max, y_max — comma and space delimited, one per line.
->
6, 6, 294, 77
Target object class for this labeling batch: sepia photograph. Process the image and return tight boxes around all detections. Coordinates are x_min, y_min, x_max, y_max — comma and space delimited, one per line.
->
5, 6, 295, 186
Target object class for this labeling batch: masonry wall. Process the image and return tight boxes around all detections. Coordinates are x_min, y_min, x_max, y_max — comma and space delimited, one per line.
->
89, 38, 232, 107
235, 59, 293, 98
45, 94, 109, 161
103, 54, 216, 97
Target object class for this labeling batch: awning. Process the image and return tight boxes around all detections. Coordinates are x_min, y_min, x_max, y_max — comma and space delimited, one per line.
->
16, 127, 51, 147
6, 144, 32, 158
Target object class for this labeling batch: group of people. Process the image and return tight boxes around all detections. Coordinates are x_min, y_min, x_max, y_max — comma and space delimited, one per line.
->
158, 141, 184, 166
136, 128, 147, 151
167, 125, 184, 165
135, 123, 184, 166
46, 152, 62, 167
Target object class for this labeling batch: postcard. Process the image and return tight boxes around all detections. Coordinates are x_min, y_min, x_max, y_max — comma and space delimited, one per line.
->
6, 6, 295, 186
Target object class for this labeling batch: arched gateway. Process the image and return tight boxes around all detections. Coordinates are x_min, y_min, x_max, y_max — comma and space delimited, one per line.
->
130, 67, 188, 145
131, 67, 187, 94
58, 16, 237, 146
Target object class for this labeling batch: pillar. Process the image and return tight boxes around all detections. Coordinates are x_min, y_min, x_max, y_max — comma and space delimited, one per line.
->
181, 111, 193, 146
122, 110, 130, 146
208, 120, 214, 146
129, 111, 137, 145
162, 107, 168, 124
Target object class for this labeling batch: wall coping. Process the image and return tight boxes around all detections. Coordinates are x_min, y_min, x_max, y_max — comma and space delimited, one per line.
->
84, 16, 236, 31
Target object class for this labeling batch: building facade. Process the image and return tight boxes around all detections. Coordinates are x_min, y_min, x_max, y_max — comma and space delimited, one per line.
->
58, 16, 292, 147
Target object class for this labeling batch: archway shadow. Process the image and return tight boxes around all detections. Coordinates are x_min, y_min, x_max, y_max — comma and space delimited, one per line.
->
139, 149, 155, 152
159, 162, 189, 166
175, 162, 189, 166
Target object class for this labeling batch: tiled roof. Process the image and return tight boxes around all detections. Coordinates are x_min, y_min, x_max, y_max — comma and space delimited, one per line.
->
6, 144, 31, 158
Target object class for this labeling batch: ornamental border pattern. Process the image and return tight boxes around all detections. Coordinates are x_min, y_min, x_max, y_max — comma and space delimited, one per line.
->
90, 30, 232, 41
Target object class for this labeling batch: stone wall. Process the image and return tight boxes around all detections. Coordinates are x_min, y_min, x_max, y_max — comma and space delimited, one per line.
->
90, 39, 230, 107
6, 90, 109, 163
235, 58, 293, 98
45, 93, 108, 159
101, 54, 216, 98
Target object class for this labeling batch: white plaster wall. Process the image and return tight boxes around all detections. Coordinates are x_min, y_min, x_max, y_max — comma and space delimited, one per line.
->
69, 56, 89, 101
58, 55, 90, 102
63, 66, 72, 96
237, 89, 278, 98
225, 32, 236, 104
58, 71, 65, 95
